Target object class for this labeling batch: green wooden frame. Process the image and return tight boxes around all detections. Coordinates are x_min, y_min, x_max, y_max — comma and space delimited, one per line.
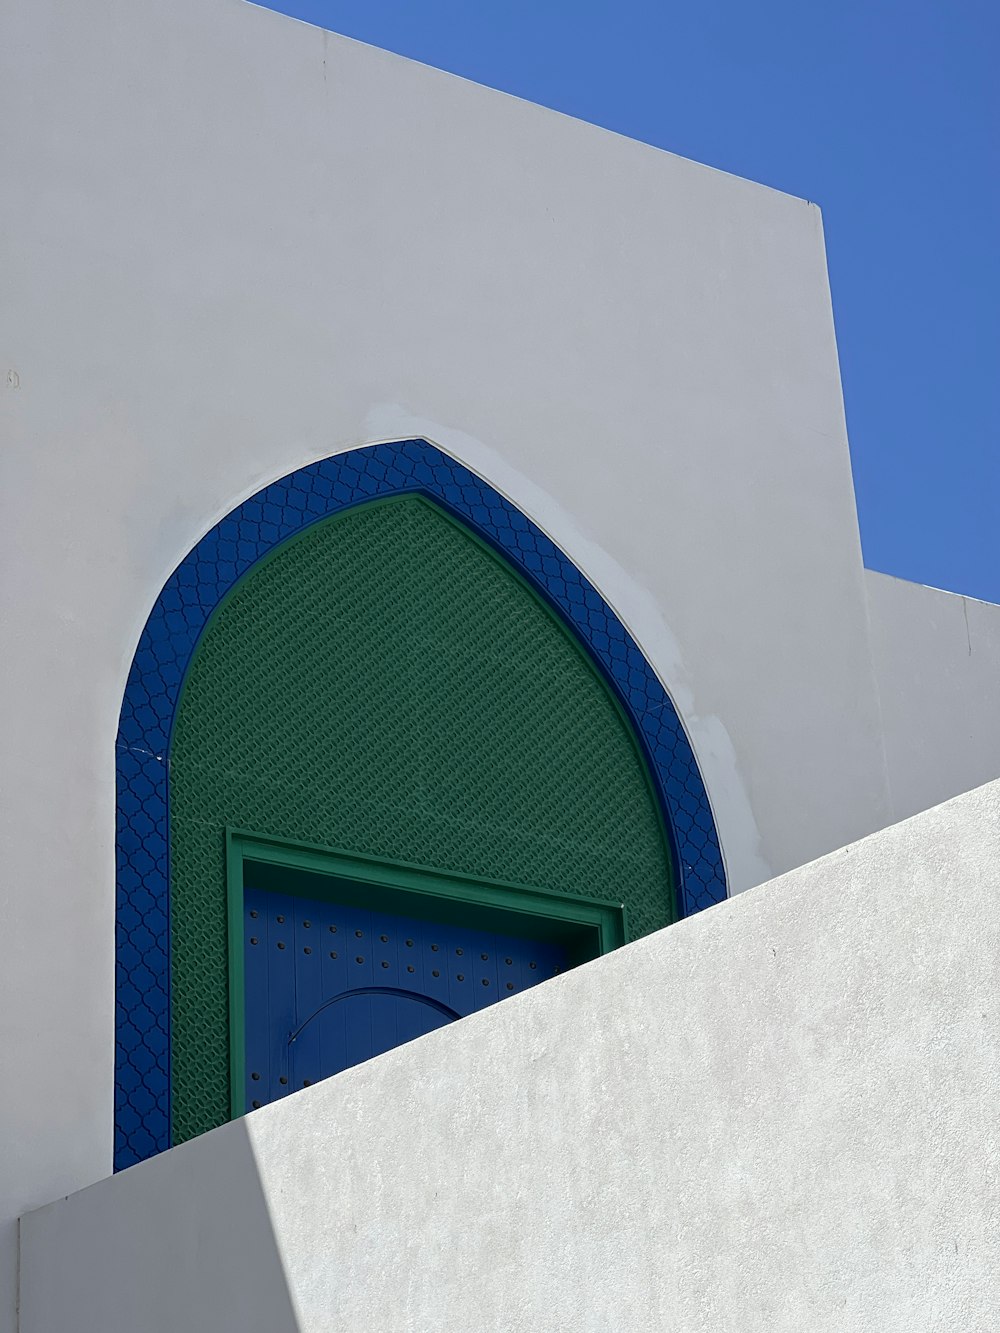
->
226, 827, 627, 1118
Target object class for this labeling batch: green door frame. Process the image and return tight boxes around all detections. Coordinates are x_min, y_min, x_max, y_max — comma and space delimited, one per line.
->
225, 828, 627, 1118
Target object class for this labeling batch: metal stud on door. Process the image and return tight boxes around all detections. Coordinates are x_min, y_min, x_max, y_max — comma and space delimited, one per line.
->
244, 885, 569, 1112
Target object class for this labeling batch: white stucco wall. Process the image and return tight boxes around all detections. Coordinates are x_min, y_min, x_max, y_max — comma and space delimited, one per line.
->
0, 0, 893, 1321
866, 570, 1000, 823
21, 779, 1000, 1332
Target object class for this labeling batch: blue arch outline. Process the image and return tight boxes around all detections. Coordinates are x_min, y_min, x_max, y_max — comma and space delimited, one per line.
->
115, 439, 726, 1169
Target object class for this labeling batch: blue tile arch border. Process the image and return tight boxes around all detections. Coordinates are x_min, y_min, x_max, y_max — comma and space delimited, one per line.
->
115, 439, 727, 1169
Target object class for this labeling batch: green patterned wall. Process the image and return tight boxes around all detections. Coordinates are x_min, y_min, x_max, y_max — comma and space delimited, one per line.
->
170, 495, 674, 1143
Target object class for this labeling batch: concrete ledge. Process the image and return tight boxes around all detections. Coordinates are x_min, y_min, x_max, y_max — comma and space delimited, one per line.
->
21, 780, 1000, 1331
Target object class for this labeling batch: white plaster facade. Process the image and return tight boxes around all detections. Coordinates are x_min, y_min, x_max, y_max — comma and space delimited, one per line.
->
21, 779, 1000, 1332
1, 0, 998, 1326
866, 571, 1000, 823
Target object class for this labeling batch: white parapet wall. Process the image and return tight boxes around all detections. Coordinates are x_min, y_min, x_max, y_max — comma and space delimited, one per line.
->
866, 570, 1000, 825
20, 779, 1000, 1332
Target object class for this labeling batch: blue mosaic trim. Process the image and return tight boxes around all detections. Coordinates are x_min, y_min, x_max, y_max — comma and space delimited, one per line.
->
115, 440, 726, 1169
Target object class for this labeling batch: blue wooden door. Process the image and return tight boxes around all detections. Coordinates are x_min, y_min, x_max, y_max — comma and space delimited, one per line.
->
244, 885, 569, 1111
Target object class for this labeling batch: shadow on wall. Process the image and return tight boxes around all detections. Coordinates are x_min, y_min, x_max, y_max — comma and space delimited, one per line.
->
19, 1119, 300, 1333
23, 780, 1000, 1331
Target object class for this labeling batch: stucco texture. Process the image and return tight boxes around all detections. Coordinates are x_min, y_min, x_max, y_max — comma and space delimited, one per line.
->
7, 0, 1000, 1322
0, 0, 883, 1311
21, 779, 1000, 1332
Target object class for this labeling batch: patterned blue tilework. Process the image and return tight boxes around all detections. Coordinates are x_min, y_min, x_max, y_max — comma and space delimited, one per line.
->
115, 439, 727, 1169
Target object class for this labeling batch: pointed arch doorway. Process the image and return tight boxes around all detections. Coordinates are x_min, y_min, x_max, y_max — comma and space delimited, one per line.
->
171, 494, 665, 1139
115, 441, 726, 1168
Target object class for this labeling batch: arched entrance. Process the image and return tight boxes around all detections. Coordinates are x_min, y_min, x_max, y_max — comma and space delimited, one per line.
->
115, 441, 725, 1168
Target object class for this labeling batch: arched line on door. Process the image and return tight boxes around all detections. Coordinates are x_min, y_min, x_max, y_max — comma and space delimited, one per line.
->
287, 986, 463, 1047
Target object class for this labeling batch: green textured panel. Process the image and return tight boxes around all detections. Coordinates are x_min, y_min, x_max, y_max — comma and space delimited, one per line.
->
170, 495, 674, 1143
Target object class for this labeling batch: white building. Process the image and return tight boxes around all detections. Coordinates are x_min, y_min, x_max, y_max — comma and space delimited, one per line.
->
2, 0, 998, 1328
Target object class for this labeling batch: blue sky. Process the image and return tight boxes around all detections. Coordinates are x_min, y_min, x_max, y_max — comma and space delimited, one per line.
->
258, 0, 998, 603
